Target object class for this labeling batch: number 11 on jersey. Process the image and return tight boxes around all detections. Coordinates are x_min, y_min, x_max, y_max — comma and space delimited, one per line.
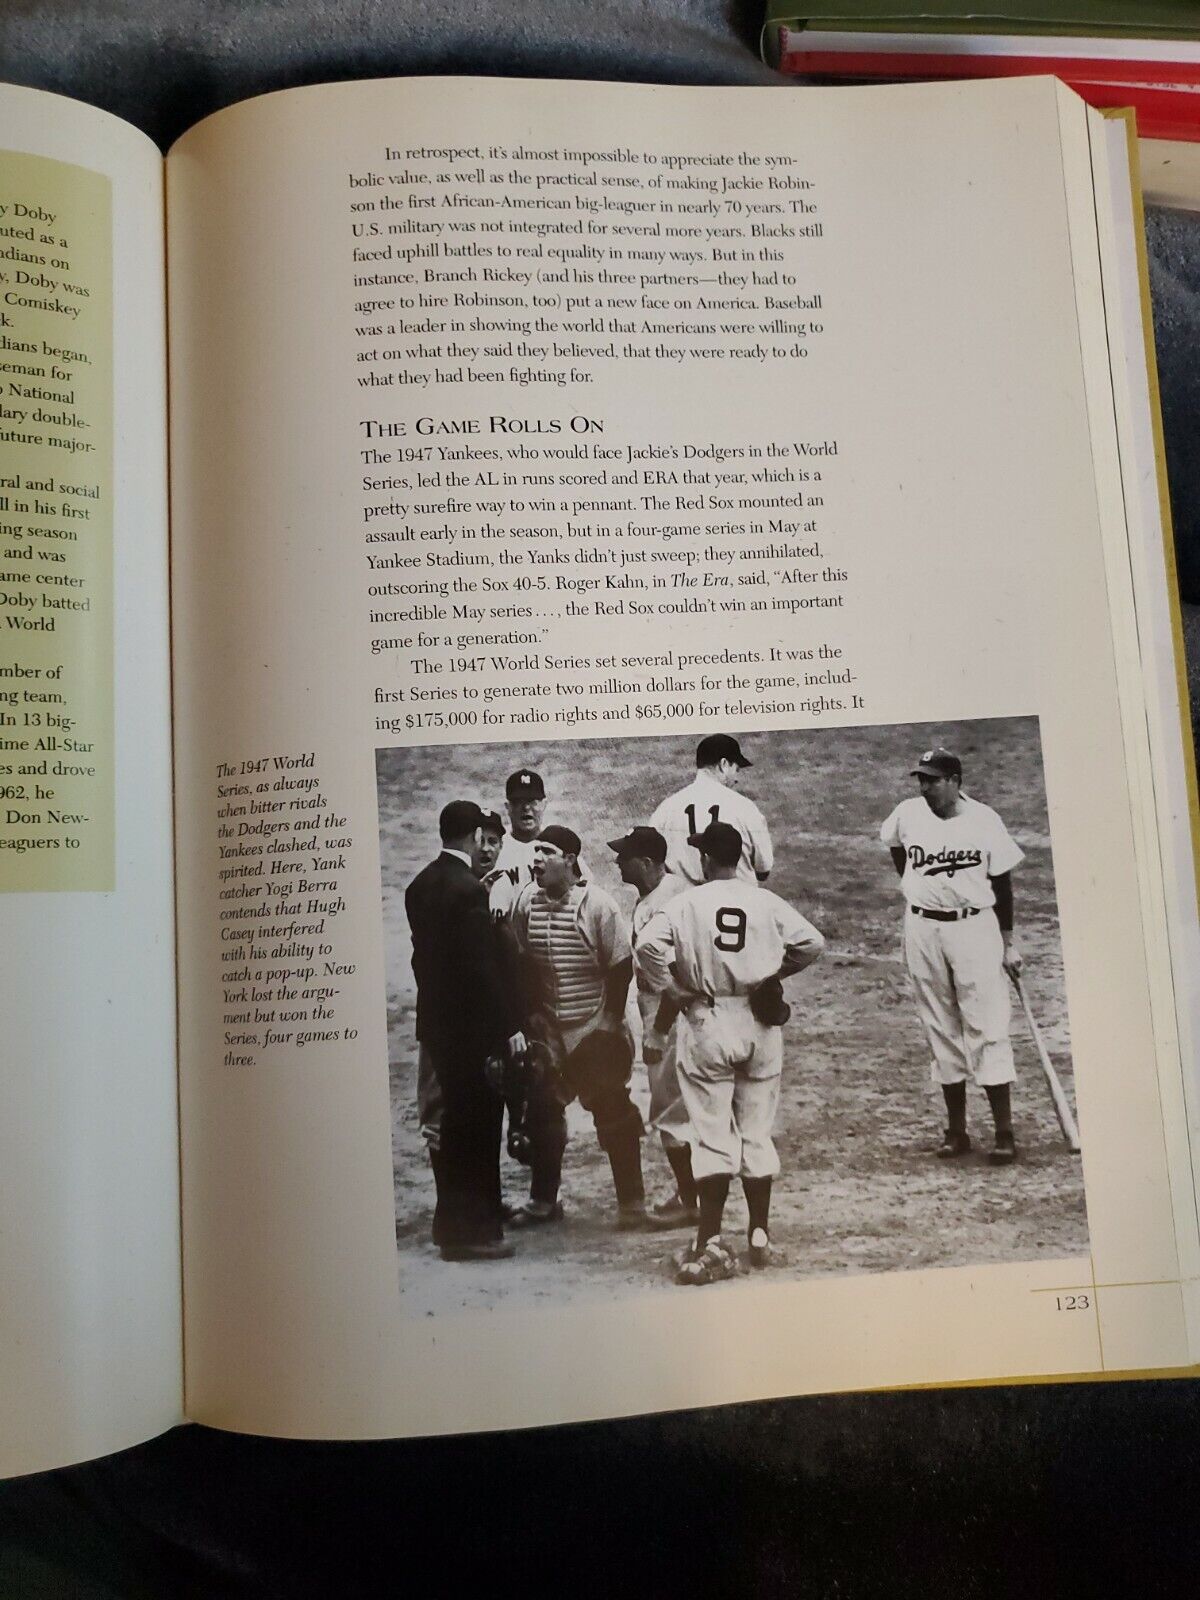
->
685, 803, 719, 835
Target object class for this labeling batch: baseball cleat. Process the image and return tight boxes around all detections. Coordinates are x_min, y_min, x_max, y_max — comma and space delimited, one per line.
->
671, 1239, 702, 1273
988, 1131, 1017, 1166
747, 1227, 773, 1269
647, 1193, 700, 1231
507, 1199, 564, 1228
936, 1130, 972, 1159
674, 1238, 739, 1286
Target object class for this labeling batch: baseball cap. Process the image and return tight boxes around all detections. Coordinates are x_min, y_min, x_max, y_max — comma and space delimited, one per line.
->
687, 820, 744, 867
506, 768, 546, 799
537, 824, 582, 857
696, 733, 751, 769
478, 809, 506, 836
911, 747, 963, 781
607, 826, 668, 863
439, 799, 487, 841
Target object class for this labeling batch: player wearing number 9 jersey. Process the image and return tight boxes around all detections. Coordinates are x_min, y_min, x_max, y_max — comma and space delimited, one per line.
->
636, 821, 824, 1281
650, 734, 773, 886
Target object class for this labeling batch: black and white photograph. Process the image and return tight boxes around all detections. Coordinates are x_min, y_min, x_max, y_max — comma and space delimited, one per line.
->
377, 717, 1087, 1312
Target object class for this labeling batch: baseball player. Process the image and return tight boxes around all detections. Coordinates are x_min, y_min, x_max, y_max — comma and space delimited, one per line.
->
508, 825, 648, 1228
880, 747, 1024, 1165
608, 826, 698, 1229
475, 809, 506, 881
637, 821, 825, 1283
486, 768, 590, 919
486, 768, 546, 919
650, 734, 773, 886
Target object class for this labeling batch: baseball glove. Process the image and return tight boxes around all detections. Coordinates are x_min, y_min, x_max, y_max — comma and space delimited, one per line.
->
748, 976, 791, 1028
485, 1040, 550, 1102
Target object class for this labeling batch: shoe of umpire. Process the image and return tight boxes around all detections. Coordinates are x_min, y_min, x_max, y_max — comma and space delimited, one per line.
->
647, 1192, 700, 1231
440, 1240, 516, 1262
508, 1199, 564, 1228
988, 1131, 1017, 1167
936, 1130, 972, 1159
616, 1199, 651, 1232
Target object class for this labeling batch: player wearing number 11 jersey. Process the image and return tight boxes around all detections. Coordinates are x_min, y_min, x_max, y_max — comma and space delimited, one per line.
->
636, 821, 823, 1283
650, 734, 774, 885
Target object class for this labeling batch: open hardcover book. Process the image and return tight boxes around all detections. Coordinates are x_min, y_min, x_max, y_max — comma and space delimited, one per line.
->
1, 72, 1198, 1478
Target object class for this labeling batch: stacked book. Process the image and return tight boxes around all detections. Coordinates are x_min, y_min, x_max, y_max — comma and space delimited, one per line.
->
765, 4, 1200, 145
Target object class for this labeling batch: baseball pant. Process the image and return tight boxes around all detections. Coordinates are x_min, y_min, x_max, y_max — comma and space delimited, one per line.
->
523, 1013, 644, 1202
637, 991, 691, 1149
675, 996, 783, 1180
646, 1030, 691, 1149
903, 911, 1016, 1087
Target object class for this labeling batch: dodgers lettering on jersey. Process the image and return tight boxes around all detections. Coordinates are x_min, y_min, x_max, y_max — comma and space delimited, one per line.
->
879, 795, 1023, 911
637, 878, 823, 998
649, 771, 774, 885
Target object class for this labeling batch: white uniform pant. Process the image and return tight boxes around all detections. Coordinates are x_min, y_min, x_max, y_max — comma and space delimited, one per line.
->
675, 996, 783, 1180
637, 992, 691, 1149
903, 911, 1015, 1088
648, 1030, 693, 1148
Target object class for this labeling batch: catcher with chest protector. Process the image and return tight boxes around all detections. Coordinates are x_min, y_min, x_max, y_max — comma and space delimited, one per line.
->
508, 825, 648, 1230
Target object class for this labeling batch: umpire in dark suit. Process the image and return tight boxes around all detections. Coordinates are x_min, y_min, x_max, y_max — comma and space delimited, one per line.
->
406, 800, 525, 1261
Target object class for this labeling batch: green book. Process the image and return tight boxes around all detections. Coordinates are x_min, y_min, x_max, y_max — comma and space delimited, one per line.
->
767, 2, 1200, 36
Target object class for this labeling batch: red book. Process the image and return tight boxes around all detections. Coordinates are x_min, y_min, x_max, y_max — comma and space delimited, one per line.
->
774, 29, 1200, 139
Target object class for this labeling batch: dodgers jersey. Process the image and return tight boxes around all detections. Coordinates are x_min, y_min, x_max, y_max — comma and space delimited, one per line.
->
879, 796, 1023, 911
637, 878, 823, 998
650, 770, 774, 885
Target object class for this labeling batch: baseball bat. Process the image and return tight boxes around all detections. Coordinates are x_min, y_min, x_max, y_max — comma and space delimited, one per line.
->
1011, 973, 1081, 1153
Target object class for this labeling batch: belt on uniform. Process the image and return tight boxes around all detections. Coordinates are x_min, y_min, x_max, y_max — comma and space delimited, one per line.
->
910, 905, 981, 922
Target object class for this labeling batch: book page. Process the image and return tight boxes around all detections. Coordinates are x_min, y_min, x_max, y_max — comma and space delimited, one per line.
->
167, 76, 1194, 1438
0, 87, 180, 1474
1091, 113, 1200, 1348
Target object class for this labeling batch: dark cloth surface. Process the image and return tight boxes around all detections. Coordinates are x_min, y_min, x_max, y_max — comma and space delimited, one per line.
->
0, 0, 776, 150
1, 1384, 1198, 1597
1146, 209, 1200, 607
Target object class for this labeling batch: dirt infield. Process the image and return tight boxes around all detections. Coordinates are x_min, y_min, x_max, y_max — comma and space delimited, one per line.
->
378, 718, 1088, 1316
